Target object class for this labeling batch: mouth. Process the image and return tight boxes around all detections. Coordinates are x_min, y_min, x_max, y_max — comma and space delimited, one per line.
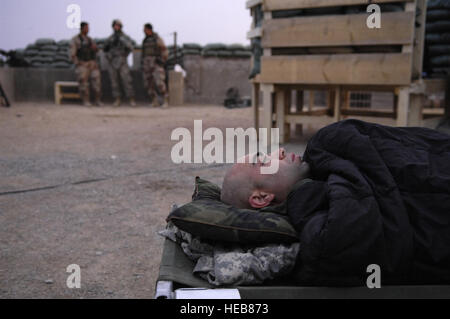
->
291, 153, 302, 163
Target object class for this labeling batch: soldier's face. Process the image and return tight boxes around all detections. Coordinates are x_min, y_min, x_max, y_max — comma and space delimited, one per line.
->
81, 25, 89, 35
232, 148, 310, 201
144, 28, 152, 36
113, 24, 121, 32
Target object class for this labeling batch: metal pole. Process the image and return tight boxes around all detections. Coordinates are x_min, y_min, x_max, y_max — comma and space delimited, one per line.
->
174, 31, 178, 65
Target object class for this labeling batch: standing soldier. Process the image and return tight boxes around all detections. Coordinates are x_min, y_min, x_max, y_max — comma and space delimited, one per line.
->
104, 19, 136, 106
70, 21, 102, 106
141, 23, 169, 107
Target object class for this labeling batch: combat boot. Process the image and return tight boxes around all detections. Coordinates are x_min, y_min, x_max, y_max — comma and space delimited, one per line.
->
161, 96, 169, 108
82, 97, 92, 107
81, 92, 91, 106
95, 93, 103, 106
113, 98, 121, 107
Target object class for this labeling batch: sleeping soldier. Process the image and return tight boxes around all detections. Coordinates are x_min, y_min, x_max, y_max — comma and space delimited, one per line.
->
70, 21, 102, 106
221, 119, 450, 286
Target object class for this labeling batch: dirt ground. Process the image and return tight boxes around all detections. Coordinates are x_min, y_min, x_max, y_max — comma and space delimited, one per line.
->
0, 102, 313, 299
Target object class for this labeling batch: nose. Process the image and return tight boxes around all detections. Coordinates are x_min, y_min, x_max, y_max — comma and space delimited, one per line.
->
271, 148, 286, 160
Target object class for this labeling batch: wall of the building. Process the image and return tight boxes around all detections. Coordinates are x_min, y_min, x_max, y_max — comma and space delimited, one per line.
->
0, 55, 252, 105
183, 55, 252, 105
0, 67, 15, 102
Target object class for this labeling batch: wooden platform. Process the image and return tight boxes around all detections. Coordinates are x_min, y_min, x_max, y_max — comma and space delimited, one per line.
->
54, 81, 80, 105
246, 0, 448, 144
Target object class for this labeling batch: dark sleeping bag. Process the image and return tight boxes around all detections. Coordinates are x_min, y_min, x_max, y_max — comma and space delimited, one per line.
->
287, 119, 450, 286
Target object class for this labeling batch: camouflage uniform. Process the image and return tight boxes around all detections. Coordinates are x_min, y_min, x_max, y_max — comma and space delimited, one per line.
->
70, 34, 101, 104
104, 31, 135, 100
159, 222, 300, 286
141, 32, 168, 105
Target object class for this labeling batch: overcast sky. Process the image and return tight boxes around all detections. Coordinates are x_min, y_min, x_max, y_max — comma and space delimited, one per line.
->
0, 0, 252, 51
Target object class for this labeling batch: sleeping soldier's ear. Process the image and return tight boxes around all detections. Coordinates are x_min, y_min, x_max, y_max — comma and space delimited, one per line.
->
248, 190, 275, 209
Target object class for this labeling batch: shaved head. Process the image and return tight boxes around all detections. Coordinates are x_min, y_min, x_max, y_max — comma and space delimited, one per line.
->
221, 149, 310, 209
221, 163, 257, 209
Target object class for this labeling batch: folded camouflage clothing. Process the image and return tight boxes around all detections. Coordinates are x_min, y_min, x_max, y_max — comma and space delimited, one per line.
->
158, 222, 300, 286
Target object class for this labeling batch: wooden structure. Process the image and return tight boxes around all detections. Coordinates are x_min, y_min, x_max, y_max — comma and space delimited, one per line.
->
246, 0, 446, 144
54, 81, 80, 105
168, 71, 184, 106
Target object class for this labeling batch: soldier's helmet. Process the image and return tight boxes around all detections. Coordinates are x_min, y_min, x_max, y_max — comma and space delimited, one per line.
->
112, 19, 123, 28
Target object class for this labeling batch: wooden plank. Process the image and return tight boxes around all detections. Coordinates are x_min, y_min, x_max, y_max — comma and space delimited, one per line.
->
334, 86, 341, 121
262, 12, 414, 48
261, 84, 274, 147
260, 53, 412, 85
341, 108, 395, 118
275, 88, 287, 143
55, 81, 79, 86
54, 83, 61, 105
247, 27, 262, 39
396, 87, 409, 126
168, 71, 184, 106
252, 82, 260, 132
423, 108, 445, 116
263, 0, 413, 11
246, 0, 262, 9
285, 114, 334, 126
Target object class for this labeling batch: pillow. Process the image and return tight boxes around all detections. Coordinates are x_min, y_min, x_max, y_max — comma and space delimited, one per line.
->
166, 177, 299, 244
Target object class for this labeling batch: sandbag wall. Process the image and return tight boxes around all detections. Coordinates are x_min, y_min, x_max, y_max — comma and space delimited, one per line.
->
165, 43, 251, 70
424, 0, 450, 78
18, 39, 251, 71
22, 38, 73, 68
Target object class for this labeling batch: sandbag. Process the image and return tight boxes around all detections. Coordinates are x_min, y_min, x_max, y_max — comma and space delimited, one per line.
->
426, 21, 450, 33
24, 49, 39, 57
57, 39, 70, 46
51, 62, 71, 68
216, 50, 232, 57
426, 9, 450, 22
232, 50, 252, 58
428, 0, 450, 10
26, 44, 38, 50
426, 33, 450, 44
430, 55, 450, 67
183, 49, 201, 55
203, 43, 227, 51
31, 62, 50, 68
39, 51, 56, 58
431, 67, 450, 76
168, 45, 181, 52
427, 45, 450, 57
201, 50, 218, 57
183, 43, 202, 50
227, 44, 245, 51
32, 56, 53, 63
35, 38, 56, 46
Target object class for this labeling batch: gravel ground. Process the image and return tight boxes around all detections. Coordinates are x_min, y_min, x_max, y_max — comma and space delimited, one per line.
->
0, 102, 311, 298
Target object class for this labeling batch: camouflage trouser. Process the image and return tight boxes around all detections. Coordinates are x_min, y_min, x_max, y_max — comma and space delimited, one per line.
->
107, 61, 134, 99
142, 56, 166, 102
75, 60, 101, 101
